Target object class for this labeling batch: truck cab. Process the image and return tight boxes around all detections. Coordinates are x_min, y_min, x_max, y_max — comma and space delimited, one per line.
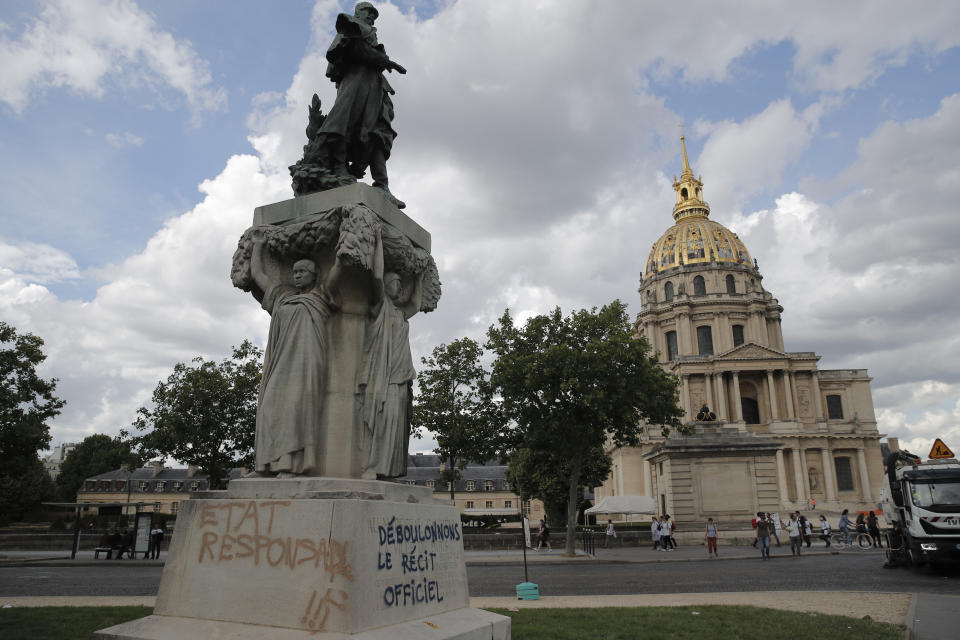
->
882, 454, 960, 566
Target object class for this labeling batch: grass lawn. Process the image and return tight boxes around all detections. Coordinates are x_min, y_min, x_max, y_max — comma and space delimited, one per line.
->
488, 605, 905, 640
0, 604, 904, 639
0, 606, 152, 640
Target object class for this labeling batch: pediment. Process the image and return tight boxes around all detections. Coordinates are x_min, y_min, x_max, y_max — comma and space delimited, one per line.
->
716, 342, 790, 360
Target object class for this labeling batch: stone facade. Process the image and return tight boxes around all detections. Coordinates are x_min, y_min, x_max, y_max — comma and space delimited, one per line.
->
595, 138, 884, 526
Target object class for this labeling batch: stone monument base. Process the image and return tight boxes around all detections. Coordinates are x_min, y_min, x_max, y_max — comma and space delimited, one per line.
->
95, 478, 509, 640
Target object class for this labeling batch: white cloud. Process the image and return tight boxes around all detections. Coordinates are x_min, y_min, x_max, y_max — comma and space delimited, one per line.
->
0, 0, 225, 118
105, 131, 145, 148
0, 238, 80, 283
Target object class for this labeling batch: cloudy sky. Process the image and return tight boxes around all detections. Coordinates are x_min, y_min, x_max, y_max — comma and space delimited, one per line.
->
2, 0, 958, 462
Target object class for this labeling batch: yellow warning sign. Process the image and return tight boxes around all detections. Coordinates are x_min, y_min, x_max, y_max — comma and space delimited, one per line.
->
929, 438, 955, 459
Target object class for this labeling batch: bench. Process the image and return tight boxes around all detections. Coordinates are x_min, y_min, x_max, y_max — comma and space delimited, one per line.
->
94, 547, 112, 559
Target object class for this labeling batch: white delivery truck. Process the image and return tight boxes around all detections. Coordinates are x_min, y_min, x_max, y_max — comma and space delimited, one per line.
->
881, 442, 960, 568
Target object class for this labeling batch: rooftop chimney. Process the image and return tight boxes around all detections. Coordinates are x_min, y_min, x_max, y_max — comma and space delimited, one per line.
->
151, 460, 163, 477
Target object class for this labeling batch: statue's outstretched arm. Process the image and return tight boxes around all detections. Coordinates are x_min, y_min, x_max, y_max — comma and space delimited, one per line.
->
250, 235, 274, 294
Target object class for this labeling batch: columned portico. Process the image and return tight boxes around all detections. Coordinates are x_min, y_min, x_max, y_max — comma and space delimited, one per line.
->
731, 371, 743, 422
811, 372, 824, 419
783, 371, 795, 419
857, 448, 873, 502
821, 446, 837, 502
766, 370, 779, 420
705, 373, 714, 412
792, 447, 806, 504
775, 449, 789, 508
714, 372, 727, 420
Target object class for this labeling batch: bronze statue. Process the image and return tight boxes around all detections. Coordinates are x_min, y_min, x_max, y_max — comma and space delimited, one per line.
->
290, 2, 407, 208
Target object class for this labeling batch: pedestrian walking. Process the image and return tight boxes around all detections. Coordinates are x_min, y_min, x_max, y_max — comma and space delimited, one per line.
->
787, 513, 802, 557
838, 509, 852, 545
751, 513, 759, 547
536, 519, 552, 552
662, 515, 676, 550
801, 515, 812, 547
604, 519, 616, 548
818, 515, 832, 547
767, 512, 782, 547
867, 511, 883, 548
651, 516, 662, 550
705, 518, 719, 557
756, 512, 772, 560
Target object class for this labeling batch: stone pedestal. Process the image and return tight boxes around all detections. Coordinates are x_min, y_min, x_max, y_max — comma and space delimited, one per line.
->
95, 478, 510, 639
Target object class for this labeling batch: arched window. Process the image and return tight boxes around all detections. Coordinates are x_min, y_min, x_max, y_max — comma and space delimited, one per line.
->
696, 326, 713, 356
665, 331, 678, 361
681, 187, 688, 199
741, 397, 760, 424
664, 282, 674, 301
726, 274, 736, 293
693, 275, 706, 295
732, 325, 745, 347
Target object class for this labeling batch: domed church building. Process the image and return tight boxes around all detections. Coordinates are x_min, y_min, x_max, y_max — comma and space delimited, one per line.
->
594, 138, 884, 531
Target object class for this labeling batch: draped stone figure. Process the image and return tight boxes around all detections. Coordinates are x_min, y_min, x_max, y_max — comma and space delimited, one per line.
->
358, 230, 419, 478
249, 234, 341, 475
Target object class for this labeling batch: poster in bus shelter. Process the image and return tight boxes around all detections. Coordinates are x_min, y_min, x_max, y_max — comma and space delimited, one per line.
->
134, 512, 152, 555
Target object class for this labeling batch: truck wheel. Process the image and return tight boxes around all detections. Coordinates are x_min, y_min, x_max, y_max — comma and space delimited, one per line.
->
905, 544, 925, 569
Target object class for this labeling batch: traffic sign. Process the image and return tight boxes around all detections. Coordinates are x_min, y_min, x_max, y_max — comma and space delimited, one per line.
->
929, 438, 955, 459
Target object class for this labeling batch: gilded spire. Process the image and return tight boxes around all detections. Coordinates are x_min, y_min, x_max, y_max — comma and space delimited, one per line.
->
680, 135, 694, 179
672, 135, 709, 222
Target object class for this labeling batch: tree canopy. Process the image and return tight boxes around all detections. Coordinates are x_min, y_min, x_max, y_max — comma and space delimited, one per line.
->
56, 434, 136, 501
122, 341, 262, 490
486, 301, 682, 555
412, 338, 504, 500
0, 322, 65, 520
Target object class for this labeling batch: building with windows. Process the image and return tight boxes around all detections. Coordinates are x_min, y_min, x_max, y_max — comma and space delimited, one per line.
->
595, 138, 883, 527
43, 442, 78, 479
397, 454, 545, 521
76, 462, 243, 517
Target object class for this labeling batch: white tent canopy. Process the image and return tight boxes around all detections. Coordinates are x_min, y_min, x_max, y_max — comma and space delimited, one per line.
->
585, 495, 656, 515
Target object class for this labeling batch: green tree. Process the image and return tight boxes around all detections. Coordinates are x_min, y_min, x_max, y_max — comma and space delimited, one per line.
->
122, 341, 262, 490
56, 434, 136, 501
506, 444, 611, 529
0, 322, 65, 520
486, 301, 683, 555
413, 338, 504, 500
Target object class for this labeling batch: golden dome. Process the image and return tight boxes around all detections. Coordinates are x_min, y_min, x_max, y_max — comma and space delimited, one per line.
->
644, 136, 752, 279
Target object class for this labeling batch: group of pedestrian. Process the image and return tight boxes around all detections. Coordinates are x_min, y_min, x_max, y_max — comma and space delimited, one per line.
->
96, 523, 165, 559
650, 514, 676, 551
98, 528, 134, 559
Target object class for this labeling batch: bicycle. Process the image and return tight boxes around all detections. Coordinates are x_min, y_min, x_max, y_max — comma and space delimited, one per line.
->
829, 530, 875, 550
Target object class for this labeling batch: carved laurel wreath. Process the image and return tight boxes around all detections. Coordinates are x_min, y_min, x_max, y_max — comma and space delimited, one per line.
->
230, 203, 441, 313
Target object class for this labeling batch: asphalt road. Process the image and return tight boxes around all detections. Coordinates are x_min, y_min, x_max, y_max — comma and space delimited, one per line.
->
1, 554, 958, 598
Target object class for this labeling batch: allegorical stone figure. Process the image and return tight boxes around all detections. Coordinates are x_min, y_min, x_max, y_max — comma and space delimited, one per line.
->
291, 2, 407, 208
358, 230, 418, 478
250, 233, 341, 475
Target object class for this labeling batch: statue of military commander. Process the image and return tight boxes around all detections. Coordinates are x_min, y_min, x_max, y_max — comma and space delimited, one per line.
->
290, 2, 408, 209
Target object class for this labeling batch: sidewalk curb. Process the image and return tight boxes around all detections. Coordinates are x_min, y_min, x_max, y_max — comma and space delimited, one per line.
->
904, 593, 917, 640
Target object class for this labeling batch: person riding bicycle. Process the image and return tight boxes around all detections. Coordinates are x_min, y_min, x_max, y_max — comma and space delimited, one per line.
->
838, 509, 852, 545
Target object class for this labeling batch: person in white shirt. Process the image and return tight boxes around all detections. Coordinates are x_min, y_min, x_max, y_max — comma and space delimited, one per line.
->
605, 520, 615, 548
787, 513, 803, 557
651, 516, 662, 551
818, 515, 832, 547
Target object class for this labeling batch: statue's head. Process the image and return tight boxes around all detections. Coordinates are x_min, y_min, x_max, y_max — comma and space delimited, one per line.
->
355, 2, 378, 25
292, 259, 318, 291
384, 272, 408, 304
